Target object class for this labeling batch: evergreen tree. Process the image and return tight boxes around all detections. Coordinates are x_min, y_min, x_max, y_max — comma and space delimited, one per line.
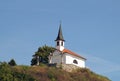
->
8, 59, 17, 66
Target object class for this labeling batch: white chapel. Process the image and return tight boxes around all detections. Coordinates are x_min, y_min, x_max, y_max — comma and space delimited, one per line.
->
49, 24, 86, 68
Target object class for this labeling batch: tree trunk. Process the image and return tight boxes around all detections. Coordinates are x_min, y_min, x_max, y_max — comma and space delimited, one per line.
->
36, 56, 39, 65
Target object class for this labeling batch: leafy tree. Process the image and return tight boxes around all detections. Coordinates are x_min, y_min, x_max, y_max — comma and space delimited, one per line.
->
8, 59, 17, 66
31, 45, 55, 65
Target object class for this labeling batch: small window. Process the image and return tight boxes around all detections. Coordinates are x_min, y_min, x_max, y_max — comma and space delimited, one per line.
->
57, 42, 59, 46
61, 42, 63, 46
73, 60, 78, 64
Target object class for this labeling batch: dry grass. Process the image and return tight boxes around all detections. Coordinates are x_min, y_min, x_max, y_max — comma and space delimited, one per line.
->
12, 65, 111, 81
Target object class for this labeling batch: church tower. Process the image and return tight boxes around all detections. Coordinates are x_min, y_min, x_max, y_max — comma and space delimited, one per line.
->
50, 23, 86, 68
55, 24, 65, 51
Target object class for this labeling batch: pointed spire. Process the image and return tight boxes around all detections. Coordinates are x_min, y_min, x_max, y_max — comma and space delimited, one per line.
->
55, 23, 65, 41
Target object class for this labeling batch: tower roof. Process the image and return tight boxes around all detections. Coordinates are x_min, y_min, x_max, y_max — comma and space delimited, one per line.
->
55, 24, 65, 41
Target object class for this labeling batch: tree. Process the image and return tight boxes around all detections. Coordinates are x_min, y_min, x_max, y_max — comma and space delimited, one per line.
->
31, 45, 55, 66
31, 57, 37, 66
8, 59, 17, 66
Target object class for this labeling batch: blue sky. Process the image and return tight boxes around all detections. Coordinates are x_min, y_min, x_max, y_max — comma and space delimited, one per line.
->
0, 0, 120, 81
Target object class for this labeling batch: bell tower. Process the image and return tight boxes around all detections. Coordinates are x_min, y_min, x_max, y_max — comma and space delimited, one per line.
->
55, 24, 65, 51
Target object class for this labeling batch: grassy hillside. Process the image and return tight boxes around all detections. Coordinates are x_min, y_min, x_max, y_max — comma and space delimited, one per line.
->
0, 62, 111, 81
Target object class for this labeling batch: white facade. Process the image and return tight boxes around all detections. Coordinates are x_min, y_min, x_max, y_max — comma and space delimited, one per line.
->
50, 50, 86, 68
56, 40, 64, 51
65, 53, 85, 67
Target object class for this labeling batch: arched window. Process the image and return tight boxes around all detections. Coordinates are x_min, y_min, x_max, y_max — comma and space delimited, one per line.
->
73, 60, 78, 64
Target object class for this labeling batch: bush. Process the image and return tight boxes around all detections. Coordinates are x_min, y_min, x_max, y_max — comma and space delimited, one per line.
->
0, 62, 36, 81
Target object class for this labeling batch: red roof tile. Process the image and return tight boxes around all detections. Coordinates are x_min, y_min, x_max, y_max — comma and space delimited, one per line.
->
62, 49, 86, 60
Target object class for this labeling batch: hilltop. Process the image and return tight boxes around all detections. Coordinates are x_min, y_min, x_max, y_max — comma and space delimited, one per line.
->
0, 62, 111, 81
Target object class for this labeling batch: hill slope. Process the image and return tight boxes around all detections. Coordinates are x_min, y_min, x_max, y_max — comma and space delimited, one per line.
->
0, 62, 111, 81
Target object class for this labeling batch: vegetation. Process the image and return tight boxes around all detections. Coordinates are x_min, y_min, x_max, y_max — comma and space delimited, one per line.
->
8, 59, 17, 66
0, 62, 35, 81
31, 45, 55, 65
0, 61, 111, 81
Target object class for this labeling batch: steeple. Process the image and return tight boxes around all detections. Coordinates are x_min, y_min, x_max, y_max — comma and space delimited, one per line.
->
55, 23, 65, 41
55, 24, 65, 51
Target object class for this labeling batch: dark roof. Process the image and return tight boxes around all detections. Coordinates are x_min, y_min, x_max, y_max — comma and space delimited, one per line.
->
55, 24, 65, 41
